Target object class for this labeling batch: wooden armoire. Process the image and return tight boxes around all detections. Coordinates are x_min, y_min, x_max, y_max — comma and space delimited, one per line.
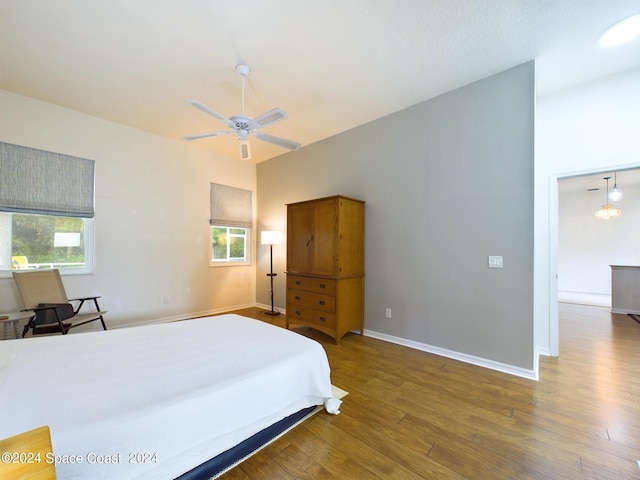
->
286, 195, 364, 344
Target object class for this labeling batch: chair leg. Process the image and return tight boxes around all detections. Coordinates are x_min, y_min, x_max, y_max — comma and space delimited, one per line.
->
21, 313, 37, 338
22, 319, 33, 338
54, 311, 68, 335
93, 298, 107, 330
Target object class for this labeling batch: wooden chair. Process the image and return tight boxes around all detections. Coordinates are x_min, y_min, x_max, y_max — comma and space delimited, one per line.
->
12, 269, 107, 337
0, 426, 57, 479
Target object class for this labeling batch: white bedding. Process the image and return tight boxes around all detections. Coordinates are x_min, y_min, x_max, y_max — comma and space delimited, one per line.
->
0, 314, 336, 479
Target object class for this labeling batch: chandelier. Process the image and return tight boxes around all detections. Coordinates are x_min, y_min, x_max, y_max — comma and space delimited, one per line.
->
594, 176, 622, 220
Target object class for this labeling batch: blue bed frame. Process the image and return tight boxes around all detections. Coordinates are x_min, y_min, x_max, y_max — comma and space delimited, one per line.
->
176, 405, 317, 479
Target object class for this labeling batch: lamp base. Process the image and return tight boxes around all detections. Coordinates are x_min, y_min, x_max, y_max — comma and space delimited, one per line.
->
264, 310, 281, 316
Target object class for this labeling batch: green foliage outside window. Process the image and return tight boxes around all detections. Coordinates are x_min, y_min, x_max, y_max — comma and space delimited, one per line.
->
212, 226, 247, 262
11, 214, 85, 265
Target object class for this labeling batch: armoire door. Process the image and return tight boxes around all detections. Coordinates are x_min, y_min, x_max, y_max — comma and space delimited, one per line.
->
287, 203, 312, 273
311, 199, 338, 276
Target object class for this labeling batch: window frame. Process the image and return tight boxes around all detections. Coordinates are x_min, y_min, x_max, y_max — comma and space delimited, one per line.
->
209, 225, 252, 267
0, 213, 95, 278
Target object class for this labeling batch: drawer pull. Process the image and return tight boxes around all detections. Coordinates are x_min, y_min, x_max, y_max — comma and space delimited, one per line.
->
320, 283, 326, 289
295, 310, 301, 316
319, 300, 325, 306
295, 295, 301, 301
295, 280, 301, 286
319, 316, 326, 322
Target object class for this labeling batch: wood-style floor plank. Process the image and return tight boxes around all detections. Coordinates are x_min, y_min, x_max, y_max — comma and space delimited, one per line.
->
222, 304, 640, 479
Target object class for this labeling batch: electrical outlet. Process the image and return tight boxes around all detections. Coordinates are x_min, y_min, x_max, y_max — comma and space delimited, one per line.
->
385, 308, 392, 319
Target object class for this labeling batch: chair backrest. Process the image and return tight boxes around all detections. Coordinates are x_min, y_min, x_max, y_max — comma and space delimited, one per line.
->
0, 425, 57, 479
13, 269, 69, 310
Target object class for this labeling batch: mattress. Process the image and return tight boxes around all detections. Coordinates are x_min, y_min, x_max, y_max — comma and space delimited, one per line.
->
0, 314, 337, 479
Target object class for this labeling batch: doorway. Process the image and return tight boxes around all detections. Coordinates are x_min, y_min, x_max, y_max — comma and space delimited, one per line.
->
551, 167, 640, 354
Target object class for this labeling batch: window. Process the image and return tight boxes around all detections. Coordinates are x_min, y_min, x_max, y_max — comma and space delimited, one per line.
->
209, 183, 253, 266
0, 213, 93, 272
212, 226, 248, 263
0, 142, 95, 276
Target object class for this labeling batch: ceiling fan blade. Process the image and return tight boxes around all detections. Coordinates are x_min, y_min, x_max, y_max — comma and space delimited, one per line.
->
255, 132, 301, 151
186, 99, 235, 128
182, 130, 231, 141
250, 108, 288, 129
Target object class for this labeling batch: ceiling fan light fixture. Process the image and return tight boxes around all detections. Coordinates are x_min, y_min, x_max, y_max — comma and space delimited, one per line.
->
238, 138, 251, 160
599, 14, 640, 47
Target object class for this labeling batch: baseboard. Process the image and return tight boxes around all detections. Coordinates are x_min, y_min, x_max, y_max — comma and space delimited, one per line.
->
363, 328, 539, 381
558, 291, 610, 307
255, 302, 286, 314
275, 305, 538, 380
611, 308, 640, 315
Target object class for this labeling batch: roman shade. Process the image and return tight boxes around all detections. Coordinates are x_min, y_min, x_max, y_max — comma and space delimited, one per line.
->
209, 183, 253, 228
0, 142, 95, 218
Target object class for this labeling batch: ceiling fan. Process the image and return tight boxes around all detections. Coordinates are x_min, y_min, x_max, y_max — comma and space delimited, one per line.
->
183, 64, 301, 160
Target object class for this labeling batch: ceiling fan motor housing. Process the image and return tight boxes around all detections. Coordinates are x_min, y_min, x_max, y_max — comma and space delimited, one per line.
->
230, 115, 252, 135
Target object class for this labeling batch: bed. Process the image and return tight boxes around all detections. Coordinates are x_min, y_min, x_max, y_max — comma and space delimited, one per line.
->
0, 314, 340, 479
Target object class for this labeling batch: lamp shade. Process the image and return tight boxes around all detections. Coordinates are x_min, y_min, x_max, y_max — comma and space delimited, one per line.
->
594, 205, 623, 220
261, 230, 283, 245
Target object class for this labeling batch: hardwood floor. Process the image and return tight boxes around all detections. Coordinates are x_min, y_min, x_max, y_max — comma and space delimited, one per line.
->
221, 304, 640, 479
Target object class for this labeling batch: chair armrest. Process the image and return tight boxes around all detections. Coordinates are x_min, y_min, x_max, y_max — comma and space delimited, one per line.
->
69, 296, 101, 301
69, 296, 103, 314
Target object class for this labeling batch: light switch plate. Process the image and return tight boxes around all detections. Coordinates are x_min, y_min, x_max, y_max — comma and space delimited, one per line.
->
488, 256, 503, 268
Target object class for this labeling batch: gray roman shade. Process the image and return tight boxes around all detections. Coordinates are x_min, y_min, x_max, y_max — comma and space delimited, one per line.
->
0, 142, 95, 218
209, 183, 253, 228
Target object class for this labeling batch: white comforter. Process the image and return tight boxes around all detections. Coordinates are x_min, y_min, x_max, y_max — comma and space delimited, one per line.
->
0, 314, 336, 479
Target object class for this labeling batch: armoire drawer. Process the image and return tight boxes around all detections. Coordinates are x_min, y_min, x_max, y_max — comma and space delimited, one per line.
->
286, 305, 337, 328
287, 275, 336, 295
287, 289, 336, 313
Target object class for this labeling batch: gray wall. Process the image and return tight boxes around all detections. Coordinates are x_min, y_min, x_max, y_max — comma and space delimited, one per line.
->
257, 62, 535, 369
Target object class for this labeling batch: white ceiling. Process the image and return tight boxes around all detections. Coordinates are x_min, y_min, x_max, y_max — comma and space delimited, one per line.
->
1, 1, 640, 163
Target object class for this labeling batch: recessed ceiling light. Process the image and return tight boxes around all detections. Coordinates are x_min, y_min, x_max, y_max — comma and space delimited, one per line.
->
599, 14, 640, 47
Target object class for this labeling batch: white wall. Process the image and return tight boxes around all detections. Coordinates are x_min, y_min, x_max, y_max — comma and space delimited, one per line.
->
535, 67, 640, 355
0, 90, 257, 328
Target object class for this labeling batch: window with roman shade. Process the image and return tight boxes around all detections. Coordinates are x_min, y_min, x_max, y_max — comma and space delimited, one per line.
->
0, 142, 96, 274
209, 183, 253, 265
